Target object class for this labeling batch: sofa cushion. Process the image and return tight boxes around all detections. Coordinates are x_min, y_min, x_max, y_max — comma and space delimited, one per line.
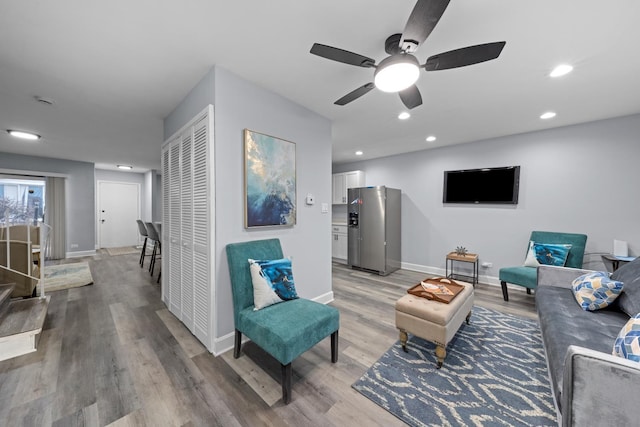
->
571, 271, 624, 311
613, 313, 640, 362
536, 286, 629, 410
524, 241, 572, 267
611, 258, 640, 317
249, 258, 299, 310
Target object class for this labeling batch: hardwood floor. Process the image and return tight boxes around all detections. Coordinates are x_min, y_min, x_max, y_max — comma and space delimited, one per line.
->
0, 253, 537, 426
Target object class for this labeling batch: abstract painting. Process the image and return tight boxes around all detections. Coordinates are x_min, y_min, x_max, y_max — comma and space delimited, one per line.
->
244, 129, 296, 228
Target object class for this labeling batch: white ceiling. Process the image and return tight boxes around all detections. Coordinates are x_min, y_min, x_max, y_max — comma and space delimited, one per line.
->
1, 1, 639, 172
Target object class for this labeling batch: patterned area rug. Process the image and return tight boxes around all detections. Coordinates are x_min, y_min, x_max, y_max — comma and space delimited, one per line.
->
42, 262, 94, 292
352, 306, 556, 427
106, 246, 140, 256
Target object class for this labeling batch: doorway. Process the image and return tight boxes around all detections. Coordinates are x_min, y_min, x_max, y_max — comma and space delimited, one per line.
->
97, 181, 140, 248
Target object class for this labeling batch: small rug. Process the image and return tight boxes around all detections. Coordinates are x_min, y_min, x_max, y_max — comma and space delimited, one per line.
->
106, 246, 140, 256
42, 262, 94, 292
352, 306, 556, 427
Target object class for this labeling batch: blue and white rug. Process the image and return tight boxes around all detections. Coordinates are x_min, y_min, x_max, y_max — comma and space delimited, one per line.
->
352, 306, 556, 427
43, 262, 94, 292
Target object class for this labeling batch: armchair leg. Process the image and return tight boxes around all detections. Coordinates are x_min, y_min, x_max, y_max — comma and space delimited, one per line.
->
331, 330, 338, 363
234, 330, 242, 358
281, 363, 292, 404
501, 281, 509, 301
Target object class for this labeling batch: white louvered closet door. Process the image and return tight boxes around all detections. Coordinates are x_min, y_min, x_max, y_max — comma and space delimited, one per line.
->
161, 147, 171, 304
161, 105, 215, 352
168, 139, 182, 317
192, 116, 211, 344
180, 128, 195, 330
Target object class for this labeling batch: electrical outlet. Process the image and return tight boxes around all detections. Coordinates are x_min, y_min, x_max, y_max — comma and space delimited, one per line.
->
481, 262, 493, 268
70, 243, 79, 249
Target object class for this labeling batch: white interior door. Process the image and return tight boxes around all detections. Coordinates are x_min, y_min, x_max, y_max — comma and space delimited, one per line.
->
98, 181, 140, 248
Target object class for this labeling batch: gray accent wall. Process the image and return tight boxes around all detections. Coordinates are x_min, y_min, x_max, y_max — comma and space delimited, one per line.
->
334, 113, 640, 281
164, 66, 332, 341
0, 152, 95, 253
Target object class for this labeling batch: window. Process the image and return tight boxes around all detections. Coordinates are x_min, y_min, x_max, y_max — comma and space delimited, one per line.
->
0, 177, 46, 225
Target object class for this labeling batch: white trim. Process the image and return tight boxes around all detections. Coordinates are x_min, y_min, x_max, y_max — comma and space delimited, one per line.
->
66, 249, 97, 258
0, 168, 68, 178
400, 261, 504, 287
0, 331, 39, 362
311, 291, 334, 305
162, 105, 212, 149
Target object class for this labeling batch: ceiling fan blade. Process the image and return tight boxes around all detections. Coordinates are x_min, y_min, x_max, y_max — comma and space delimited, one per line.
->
334, 83, 375, 106
399, 85, 423, 109
310, 43, 376, 67
400, 0, 451, 53
424, 41, 506, 71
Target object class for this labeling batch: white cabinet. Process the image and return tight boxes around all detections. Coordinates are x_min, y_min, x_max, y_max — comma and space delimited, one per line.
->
331, 224, 348, 262
162, 105, 215, 352
332, 170, 365, 204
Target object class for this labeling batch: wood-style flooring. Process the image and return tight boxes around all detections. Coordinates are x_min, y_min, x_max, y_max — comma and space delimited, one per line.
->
0, 253, 537, 426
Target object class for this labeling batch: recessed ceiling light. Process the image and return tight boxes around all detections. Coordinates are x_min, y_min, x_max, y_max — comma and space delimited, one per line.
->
540, 112, 556, 120
550, 64, 573, 78
7, 130, 41, 140
355, 151, 363, 156
426, 135, 436, 142
398, 112, 411, 120
117, 165, 133, 170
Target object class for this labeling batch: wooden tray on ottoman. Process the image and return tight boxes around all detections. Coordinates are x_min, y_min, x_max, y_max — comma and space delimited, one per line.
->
407, 277, 465, 304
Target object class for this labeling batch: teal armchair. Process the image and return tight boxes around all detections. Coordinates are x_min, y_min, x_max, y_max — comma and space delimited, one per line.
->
225, 238, 339, 404
499, 231, 587, 301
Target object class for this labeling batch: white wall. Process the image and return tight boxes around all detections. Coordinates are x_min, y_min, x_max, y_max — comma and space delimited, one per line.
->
334, 114, 640, 282
165, 66, 333, 345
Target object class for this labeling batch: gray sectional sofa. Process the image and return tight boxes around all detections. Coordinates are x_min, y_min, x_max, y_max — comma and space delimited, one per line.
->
536, 260, 640, 426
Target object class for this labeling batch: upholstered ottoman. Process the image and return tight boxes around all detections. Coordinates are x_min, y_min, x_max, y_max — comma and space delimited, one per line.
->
395, 280, 474, 368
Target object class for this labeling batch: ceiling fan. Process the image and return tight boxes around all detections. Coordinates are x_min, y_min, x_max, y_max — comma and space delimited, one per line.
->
310, 0, 506, 109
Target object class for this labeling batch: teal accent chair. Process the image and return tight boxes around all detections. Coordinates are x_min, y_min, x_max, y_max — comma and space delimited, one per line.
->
499, 231, 587, 301
225, 238, 339, 404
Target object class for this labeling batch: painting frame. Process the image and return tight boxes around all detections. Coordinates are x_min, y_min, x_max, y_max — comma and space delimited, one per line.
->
244, 129, 297, 228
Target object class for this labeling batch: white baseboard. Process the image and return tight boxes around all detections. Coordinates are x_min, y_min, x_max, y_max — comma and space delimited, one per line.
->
65, 249, 97, 258
400, 261, 502, 287
211, 291, 336, 357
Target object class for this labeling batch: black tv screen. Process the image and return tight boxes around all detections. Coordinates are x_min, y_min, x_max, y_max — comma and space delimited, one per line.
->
443, 166, 520, 204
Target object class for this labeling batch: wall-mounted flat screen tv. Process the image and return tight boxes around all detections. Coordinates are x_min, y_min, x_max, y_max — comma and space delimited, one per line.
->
443, 166, 520, 204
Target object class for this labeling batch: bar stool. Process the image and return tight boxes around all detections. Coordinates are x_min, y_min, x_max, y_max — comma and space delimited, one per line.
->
145, 222, 161, 277
136, 220, 149, 267
154, 223, 162, 283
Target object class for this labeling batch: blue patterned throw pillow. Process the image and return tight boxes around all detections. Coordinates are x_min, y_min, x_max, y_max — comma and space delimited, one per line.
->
571, 271, 624, 311
248, 258, 299, 310
613, 314, 640, 362
523, 241, 572, 267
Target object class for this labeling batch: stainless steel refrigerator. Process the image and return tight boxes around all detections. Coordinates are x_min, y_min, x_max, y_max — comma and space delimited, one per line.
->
347, 186, 401, 276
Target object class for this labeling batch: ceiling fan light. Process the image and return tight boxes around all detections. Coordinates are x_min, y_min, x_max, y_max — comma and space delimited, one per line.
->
374, 54, 420, 93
